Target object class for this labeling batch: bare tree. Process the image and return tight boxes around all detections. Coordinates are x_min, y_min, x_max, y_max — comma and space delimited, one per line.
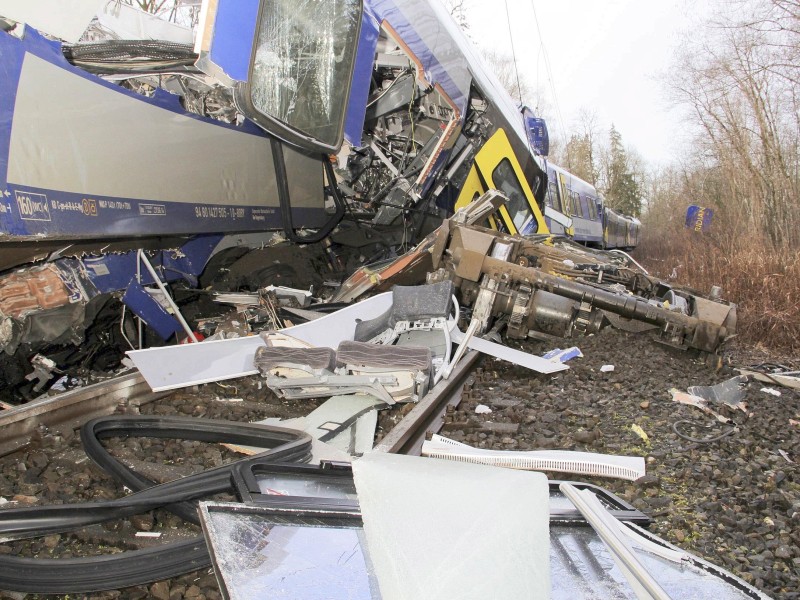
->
563, 108, 600, 186
669, 0, 800, 247
479, 48, 534, 105
118, 0, 200, 28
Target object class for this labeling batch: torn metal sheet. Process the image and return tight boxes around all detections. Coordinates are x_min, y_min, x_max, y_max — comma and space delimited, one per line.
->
0, 0, 105, 42
688, 376, 749, 412
127, 293, 393, 391
422, 435, 646, 481
449, 325, 568, 375
225, 394, 380, 460
352, 452, 551, 600
737, 364, 800, 390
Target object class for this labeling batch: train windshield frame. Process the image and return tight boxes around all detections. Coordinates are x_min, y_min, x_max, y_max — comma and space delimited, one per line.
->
493, 158, 538, 234
241, 0, 363, 153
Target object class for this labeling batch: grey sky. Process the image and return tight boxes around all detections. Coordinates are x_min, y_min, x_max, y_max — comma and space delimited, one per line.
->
463, 0, 713, 165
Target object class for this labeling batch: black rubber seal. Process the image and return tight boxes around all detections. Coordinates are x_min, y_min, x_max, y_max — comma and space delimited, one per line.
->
0, 416, 311, 593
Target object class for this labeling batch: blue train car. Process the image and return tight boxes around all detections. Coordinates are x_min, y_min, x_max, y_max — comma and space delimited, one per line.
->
537, 159, 640, 250
0, 0, 554, 397
602, 207, 641, 250
542, 161, 603, 246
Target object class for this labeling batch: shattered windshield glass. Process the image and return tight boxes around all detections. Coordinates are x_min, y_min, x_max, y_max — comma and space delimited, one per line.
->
201, 506, 381, 600
251, 0, 361, 149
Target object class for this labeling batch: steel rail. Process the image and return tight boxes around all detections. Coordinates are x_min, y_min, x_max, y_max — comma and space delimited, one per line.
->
376, 349, 480, 455
0, 349, 481, 459
0, 372, 165, 457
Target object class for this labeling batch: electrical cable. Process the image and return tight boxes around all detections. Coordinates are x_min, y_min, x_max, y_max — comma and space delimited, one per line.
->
503, 0, 524, 103
0, 416, 312, 593
671, 419, 738, 444
366, 69, 413, 108
528, 0, 569, 154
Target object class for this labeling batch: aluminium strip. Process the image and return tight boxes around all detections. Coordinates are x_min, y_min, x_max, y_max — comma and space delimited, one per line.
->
449, 323, 568, 374
560, 483, 673, 600
0, 371, 165, 457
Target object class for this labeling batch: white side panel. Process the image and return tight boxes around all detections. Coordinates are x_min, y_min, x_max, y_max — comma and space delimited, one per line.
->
450, 326, 568, 374
128, 293, 394, 391
0, 0, 105, 42
8, 54, 321, 209
353, 452, 551, 600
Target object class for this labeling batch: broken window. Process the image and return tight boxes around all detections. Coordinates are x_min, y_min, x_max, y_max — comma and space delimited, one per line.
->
248, 0, 362, 152
492, 158, 538, 234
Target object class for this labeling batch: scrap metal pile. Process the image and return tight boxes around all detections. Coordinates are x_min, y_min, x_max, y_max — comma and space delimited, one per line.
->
337, 191, 737, 356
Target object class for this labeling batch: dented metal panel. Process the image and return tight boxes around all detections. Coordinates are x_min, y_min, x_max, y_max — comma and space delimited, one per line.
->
0, 28, 325, 248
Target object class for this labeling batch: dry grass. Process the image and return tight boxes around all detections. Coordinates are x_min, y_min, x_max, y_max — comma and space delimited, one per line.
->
633, 226, 800, 353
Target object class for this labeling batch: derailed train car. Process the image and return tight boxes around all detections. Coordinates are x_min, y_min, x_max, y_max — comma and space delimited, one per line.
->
0, 0, 556, 399
0, 0, 687, 402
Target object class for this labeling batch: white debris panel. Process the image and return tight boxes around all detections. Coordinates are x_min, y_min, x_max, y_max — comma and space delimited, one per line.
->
352, 452, 551, 600
127, 293, 393, 391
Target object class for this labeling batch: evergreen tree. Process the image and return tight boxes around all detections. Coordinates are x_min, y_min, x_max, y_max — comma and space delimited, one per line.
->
604, 125, 642, 217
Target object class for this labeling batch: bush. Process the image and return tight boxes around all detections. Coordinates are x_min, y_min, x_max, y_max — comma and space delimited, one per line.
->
634, 227, 800, 353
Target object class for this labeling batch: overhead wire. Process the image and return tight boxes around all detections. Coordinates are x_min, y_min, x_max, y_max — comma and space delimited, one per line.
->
503, 0, 524, 103
528, 0, 570, 156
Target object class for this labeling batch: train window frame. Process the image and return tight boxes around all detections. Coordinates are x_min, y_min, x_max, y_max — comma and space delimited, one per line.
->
547, 181, 562, 213
492, 158, 538, 234
563, 183, 575, 217
578, 194, 591, 219
236, 0, 364, 154
586, 196, 594, 220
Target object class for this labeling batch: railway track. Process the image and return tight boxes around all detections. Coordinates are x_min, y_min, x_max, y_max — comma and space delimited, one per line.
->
0, 350, 480, 459
0, 347, 481, 596
0, 372, 167, 458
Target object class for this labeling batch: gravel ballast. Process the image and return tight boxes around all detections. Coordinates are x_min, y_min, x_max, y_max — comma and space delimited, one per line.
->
0, 327, 797, 599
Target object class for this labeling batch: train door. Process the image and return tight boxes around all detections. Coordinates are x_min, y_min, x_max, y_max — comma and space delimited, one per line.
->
454, 129, 548, 235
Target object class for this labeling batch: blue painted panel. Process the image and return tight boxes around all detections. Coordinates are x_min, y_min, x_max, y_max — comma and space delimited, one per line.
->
345, 4, 380, 146
686, 205, 713, 232
122, 281, 183, 340
208, 0, 259, 82
82, 235, 220, 294
525, 116, 549, 157
1, 183, 326, 240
